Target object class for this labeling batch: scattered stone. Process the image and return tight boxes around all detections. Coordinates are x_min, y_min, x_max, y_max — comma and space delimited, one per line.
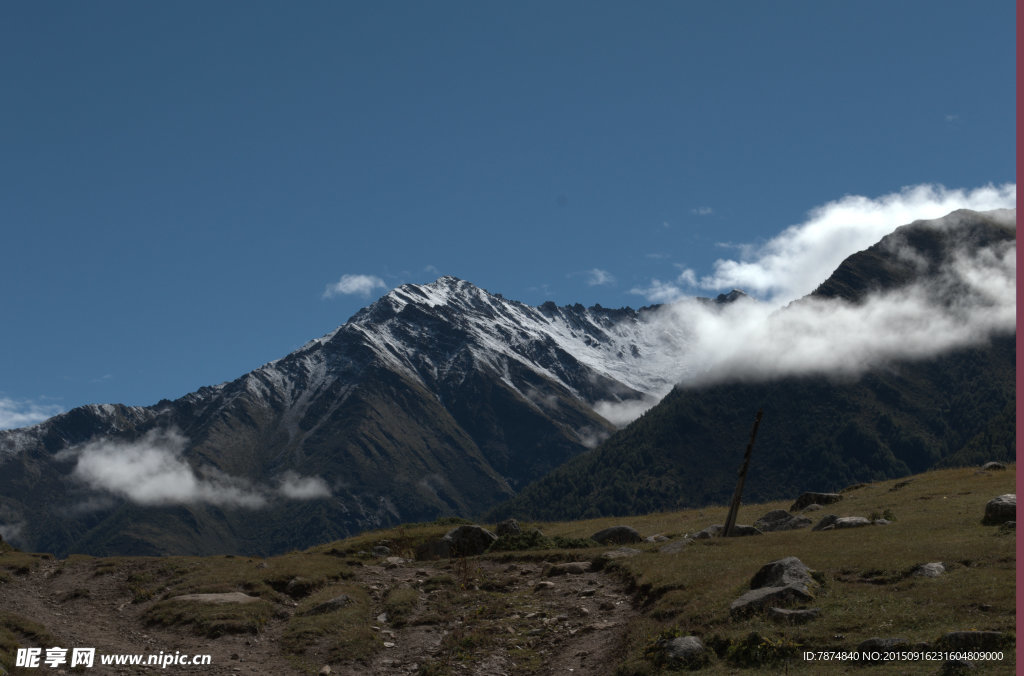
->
371, 545, 391, 557
644, 534, 669, 542
692, 523, 762, 538
545, 561, 591, 576
791, 492, 842, 511
872, 518, 893, 525
768, 607, 820, 625
591, 525, 643, 545
730, 585, 814, 618
981, 461, 1006, 471
496, 518, 522, 537
912, 562, 945, 578
167, 592, 263, 604
750, 557, 816, 590
533, 581, 556, 592
813, 515, 872, 531
936, 631, 1009, 651
835, 516, 873, 529
982, 494, 1016, 525
659, 539, 690, 554
801, 503, 823, 512
298, 595, 353, 617
655, 635, 709, 669
318, 666, 331, 675
753, 509, 812, 532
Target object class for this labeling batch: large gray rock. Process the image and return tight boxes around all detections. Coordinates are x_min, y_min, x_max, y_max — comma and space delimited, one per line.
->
730, 584, 814, 618
790, 492, 842, 511
981, 461, 1006, 471
591, 525, 643, 545
414, 524, 499, 560
750, 557, 816, 590
731, 556, 817, 618
982, 494, 1016, 525
656, 635, 709, 669
495, 518, 522, 537
753, 510, 812, 532
444, 525, 498, 556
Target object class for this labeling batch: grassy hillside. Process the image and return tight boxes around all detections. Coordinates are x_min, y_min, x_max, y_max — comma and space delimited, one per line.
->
0, 464, 1014, 674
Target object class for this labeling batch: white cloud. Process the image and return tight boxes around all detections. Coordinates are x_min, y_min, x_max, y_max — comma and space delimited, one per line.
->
629, 279, 686, 303
657, 224, 1016, 385
61, 429, 334, 508
593, 396, 660, 427
323, 273, 387, 298
692, 206, 714, 216
697, 183, 1016, 304
0, 397, 63, 430
586, 268, 616, 286
278, 471, 332, 500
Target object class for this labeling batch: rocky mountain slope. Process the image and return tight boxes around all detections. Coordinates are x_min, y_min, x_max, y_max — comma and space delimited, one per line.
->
0, 278, 725, 557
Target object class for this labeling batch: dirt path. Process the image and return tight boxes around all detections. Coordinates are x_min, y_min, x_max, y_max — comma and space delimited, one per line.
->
1, 554, 638, 675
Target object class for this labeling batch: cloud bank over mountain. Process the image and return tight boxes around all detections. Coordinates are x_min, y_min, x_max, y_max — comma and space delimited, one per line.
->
658, 207, 1016, 388
633, 183, 1016, 305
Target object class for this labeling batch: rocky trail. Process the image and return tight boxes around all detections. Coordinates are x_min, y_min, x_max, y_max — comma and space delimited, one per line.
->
1, 551, 639, 675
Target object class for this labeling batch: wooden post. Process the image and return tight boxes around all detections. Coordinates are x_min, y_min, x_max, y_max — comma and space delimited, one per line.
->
722, 409, 763, 537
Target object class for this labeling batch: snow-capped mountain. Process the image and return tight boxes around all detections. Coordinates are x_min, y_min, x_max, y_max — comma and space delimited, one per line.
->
0, 278, 714, 556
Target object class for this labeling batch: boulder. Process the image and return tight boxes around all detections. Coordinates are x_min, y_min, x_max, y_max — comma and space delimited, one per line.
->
981, 461, 1006, 471
790, 492, 842, 511
912, 562, 945, 578
414, 524, 499, 560
730, 585, 814, 618
371, 545, 391, 557
496, 518, 522, 538
656, 635, 709, 669
982, 494, 1016, 525
753, 510, 812, 532
444, 525, 498, 556
730, 556, 817, 618
591, 525, 643, 545
750, 557, 816, 590
692, 524, 762, 538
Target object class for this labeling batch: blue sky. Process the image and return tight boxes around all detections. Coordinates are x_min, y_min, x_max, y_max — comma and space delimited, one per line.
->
1, 1, 1016, 426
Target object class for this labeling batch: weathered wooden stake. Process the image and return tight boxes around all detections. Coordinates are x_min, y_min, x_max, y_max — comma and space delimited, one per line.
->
721, 408, 763, 537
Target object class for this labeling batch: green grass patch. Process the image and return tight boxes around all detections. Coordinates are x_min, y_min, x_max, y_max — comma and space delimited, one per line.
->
0, 612, 57, 672
281, 584, 379, 665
